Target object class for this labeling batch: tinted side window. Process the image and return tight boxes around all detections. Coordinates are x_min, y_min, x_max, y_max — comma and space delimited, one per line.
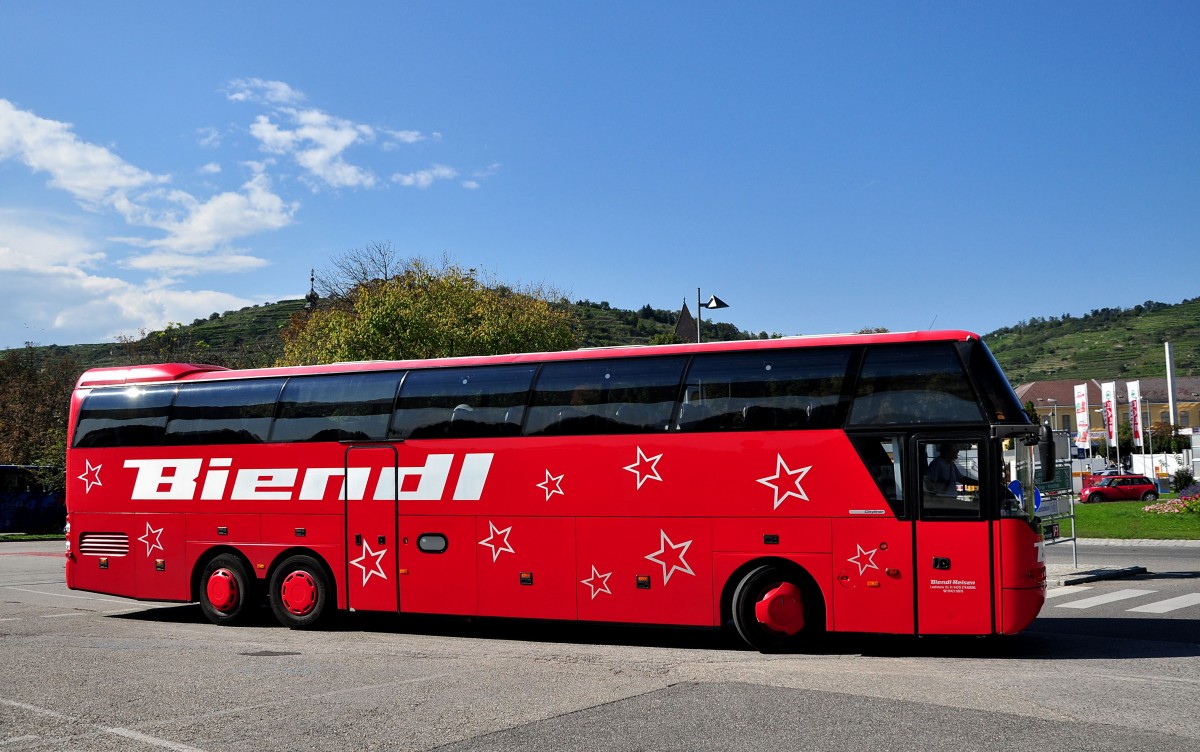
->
271, 372, 402, 442
848, 434, 906, 517
524, 357, 687, 436
73, 385, 177, 448
164, 379, 284, 445
391, 365, 536, 440
676, 348, 851, 431
848, 343, 984, 426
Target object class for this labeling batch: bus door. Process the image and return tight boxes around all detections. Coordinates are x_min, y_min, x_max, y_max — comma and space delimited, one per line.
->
912, 436, 993, 635
834, 434, 914, 634
344, 445, 400, 613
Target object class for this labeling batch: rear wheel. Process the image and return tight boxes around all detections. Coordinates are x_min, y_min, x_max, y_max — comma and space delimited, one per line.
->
269, 555, 331, 629
1142, 491, 1158, 502
199, 554, 253, 626
730, 564, 820, 652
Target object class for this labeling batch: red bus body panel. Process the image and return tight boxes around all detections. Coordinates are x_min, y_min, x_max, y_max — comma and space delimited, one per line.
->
66, 331, 1046, 638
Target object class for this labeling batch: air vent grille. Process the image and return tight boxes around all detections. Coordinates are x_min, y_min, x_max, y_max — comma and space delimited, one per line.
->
79, 533, 129, 557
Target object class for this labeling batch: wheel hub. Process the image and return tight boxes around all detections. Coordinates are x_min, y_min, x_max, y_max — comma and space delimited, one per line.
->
206, 569, 239, 612
754, 582, 805, 636
280, 570, 318, 616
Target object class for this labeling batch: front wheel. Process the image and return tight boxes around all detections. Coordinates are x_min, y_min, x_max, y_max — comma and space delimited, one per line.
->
269, 555, 331, 629
1142, 491, 1159, 502
199, 553, 254, 626
730, 564, 820, 652
1087, 493, 1103, 504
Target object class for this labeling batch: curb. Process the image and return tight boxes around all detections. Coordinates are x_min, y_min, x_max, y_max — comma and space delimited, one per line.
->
1046, 565, 1148, 588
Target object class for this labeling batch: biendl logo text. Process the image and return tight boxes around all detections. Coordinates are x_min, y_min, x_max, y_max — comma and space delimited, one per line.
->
123, 453, 493, 502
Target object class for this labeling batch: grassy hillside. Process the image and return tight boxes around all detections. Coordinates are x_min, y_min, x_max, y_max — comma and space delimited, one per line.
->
983, 299, 1200, 382
20, 298, 755, 371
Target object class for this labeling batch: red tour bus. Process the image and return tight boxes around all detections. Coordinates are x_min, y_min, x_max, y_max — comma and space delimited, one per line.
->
65, 330, 1053, 650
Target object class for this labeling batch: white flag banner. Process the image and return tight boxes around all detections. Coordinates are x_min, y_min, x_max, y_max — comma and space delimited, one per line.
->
1074, 384, 1090, 449
1127, 380, 1143, 447
1101, 381, 1117, 443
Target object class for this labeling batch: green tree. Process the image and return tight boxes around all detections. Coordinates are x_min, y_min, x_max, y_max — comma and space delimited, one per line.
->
279, 257, 578, 364
0, 345, 82, 492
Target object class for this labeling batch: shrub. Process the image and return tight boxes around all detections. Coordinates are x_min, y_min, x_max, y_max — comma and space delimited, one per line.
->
1171, 469, 1196, 493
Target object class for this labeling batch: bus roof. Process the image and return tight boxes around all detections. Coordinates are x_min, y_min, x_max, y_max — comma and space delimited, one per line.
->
75, 329, 981, 389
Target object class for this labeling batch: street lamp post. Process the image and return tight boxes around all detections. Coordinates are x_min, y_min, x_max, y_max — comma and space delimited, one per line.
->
695, 287, 729, 343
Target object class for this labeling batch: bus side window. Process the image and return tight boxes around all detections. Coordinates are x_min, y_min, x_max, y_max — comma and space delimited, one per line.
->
73, 385, 177, 448
848, 435, 905, 517
848, 343, 984, 426
675, 348, 851, 432
271, 372, 402, 443
165, 379, 284, 445
391, 365, 535, 440
524, 357, 686, 436
919, 440, 982, 518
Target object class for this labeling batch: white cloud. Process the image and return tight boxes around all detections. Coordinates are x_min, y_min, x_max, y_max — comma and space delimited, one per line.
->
134, 170, 297, 256
0, 100, 297, 275
199, 162, 221, 174
0, 211, 256, 346
225, 78, 305, 106
248, 107, 378, 189
384, 129, 436, 146
393, 164, 458, 189
0, 99, 166, 208
196, 126, 221, 148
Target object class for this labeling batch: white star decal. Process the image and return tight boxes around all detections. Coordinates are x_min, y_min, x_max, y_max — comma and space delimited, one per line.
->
581, 565, 612, 600
624, 446, 663, 490
848, 544, 879, 576
137, 522, 164, 556
645, 529, 694, 584
756, 455, 812, 509
479, 521, 515, 562
350, 540, 388, 585
537, 469, 565, 501
77, 460, 103, 494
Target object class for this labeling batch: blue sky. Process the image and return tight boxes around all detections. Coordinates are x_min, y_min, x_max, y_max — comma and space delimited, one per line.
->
1, 2, 1197, 350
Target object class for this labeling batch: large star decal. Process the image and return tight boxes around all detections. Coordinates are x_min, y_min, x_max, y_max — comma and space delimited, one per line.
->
645, 529, 694, 584
138, 522, 164, 556
624, 446, 663, 490
350, 540, 388, 585
77, 460, 103, 494
479, 521, 515, 562
581, 565, 612, 600
848, 544, 879, 576
756, 454, 812, 510
537, 469, 565, 501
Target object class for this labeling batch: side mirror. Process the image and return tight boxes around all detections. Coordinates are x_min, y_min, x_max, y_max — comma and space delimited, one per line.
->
1038, 424, 1055, 483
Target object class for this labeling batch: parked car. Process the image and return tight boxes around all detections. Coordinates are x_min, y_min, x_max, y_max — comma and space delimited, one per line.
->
1083, 468, 1126, 486
1079, 475, 1159, 503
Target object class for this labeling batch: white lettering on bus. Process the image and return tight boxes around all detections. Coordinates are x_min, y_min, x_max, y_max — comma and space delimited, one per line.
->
123, 453, 494, 502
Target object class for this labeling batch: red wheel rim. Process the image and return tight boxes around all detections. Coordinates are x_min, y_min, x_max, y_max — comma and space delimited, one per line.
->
206, 569, 239, 612
754, 582, 805, 636
280, 570, 318, 616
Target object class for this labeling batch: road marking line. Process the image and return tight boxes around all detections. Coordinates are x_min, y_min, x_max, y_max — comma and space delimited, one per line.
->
1, 697, 208, 752
1127, 593, 1200, 614
1054, 588, 1156, 609
104, 726, 208, 752
1044, 585, 1093, 599
3, 586, 138, 605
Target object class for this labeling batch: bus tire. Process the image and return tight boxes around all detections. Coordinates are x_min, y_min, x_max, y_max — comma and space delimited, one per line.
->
731, 564, 815, 653
269, 555, 331, 629
199, 553, 253, 626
